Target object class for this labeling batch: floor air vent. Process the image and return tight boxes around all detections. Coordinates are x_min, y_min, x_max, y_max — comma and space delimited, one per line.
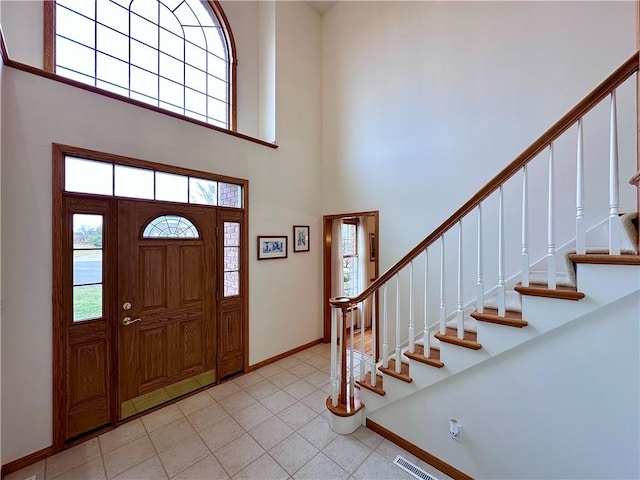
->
393, 455, 439, 480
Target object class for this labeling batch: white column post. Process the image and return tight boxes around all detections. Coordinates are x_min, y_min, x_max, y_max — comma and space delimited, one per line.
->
382, 284, 389, 368
547, 143, 557, 290
424, 248, 430, 357
349, 304, 355, 398
359, 301, 365, 381
371, 290, 377, 387
408, 261, 415, 353
330, 308, 338, 406
395, 274, 402, 374
576, 119, 586, 254
456, 220, 464, 340
609, 90, 621, 255
498, 185, 506, 316
477, 204, 484, 313
521, 166, 530, 287
439, 236, 446, 334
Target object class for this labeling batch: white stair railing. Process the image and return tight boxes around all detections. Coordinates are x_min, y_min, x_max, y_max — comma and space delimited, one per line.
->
439, 236, 446, 334
547, 142, 557, 289
326, 55, 637, 420
395, 274, 402, 373
609, 90, 621, 255
382, 284, 389, 368
349, 306, 355, 397
477, 204, 484, 312
521, 166, 530, 287
371, 291, 377, 386
576, 119, 586, 254
424, 247, 430, 357
408, 261, 415, 353
498, 185, 506, 316
456, 221, 464, 339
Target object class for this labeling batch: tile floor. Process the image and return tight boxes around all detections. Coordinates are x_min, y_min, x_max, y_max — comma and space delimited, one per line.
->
6, 343, 453, 480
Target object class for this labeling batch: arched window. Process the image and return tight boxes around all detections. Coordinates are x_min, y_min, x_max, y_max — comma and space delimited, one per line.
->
45, 0, 237, 130
142, 215, 200, 238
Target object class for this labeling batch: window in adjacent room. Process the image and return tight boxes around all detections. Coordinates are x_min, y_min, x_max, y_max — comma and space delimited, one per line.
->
46, 0, 236, 129
342, 220, 359, 297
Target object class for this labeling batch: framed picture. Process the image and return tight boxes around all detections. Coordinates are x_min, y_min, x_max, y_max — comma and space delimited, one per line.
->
257, 236, 288, 260
369, 233, 376, 261
293, 225, 310, 252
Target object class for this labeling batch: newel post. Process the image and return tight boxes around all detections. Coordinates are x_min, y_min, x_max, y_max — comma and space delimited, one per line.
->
327, 296, 365, 434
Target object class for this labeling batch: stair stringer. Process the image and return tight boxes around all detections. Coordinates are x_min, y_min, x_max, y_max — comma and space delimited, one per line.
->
359, 262, 640, 416
365, 288, 640, 480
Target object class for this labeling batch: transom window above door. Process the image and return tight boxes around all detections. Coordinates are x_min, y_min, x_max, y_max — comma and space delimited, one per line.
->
64, 156, 244, 208
47, 0, 237, 130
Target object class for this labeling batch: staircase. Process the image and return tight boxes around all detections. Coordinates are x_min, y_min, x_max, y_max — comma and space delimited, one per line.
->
326, 53, 640, 479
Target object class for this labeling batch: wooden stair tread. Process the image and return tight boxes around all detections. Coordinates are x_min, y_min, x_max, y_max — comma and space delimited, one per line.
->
434, 332, 482, 350
568, 253, 640, 266
471, 308, 528, 328
514, 283, 585, 301
356, 372, 386, 396
445, 326, 478, 342
404, 344, 444, 368
379, 358, 413, 383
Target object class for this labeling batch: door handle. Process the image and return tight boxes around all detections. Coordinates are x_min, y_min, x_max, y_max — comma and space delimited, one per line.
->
122, 317, 141, 326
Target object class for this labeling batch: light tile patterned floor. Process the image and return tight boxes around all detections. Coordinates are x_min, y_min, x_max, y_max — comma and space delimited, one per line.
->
6, 343, 454, 480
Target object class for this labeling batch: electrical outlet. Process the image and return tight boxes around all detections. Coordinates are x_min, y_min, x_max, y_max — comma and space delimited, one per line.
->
449, 418, 462, 442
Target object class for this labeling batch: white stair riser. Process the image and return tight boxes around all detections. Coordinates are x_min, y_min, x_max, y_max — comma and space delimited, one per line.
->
476, 322, 537, 356
407, 361, 450, 389
436, 343, 490, 373
576, 263, 640, 304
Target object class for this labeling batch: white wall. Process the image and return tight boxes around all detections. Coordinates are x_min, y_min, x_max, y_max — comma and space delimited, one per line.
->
0, 1, 322, 464
371, 290, 640, 479
322, 1, 637, 276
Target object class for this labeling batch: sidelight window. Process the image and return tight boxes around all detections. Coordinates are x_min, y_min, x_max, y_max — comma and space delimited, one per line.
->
72, 214, 104, 321
223, 222, 240, 296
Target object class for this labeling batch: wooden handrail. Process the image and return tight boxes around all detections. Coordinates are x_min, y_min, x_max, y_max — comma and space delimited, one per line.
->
331, 52, 639, 308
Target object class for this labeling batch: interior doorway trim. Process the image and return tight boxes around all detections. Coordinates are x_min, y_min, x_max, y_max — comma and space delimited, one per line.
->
322, 210, 379, 348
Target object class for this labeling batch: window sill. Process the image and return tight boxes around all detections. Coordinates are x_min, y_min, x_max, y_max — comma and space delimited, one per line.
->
2, 54, 278, 150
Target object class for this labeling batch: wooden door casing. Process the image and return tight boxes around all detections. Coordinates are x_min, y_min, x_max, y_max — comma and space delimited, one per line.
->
118, 201, 216, 402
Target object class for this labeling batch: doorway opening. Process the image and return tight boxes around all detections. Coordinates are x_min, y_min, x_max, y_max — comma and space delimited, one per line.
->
323, 211, 379, 359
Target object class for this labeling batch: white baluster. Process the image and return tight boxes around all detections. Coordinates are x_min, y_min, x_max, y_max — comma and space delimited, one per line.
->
395, 274, 402, 374
408, 261, 415, 353
337, 308, 343, 404
498, 186, 506, 317
439, 236, 446, 334
547, 143, 557, 290
349, 305, 355, 397
456, 221, 464, 340
359, 301, 365, 381
330, 307, 338, 406
576, 119, 586, 254
424, 248, 430, 358
371, 290, 377, 387
477, 204, 484, 312
521, 166, 530, 287
382, 284, 389, 368
609, 90, 621, 255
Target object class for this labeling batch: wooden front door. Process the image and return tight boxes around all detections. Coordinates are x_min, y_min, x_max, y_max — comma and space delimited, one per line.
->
117, 200, 216, 403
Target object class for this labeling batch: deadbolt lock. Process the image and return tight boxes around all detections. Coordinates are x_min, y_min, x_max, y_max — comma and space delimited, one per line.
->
122, 302, 132, 311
